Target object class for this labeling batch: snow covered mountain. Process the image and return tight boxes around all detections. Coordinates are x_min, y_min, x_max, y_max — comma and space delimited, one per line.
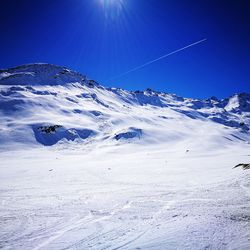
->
1, 63, 250, 249
0, 63, 249, 149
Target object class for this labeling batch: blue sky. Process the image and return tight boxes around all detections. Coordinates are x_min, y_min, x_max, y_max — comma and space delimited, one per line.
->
0, 0, 249, 98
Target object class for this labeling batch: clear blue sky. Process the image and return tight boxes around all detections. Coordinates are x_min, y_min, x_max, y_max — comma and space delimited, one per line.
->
1, 0, 249, 98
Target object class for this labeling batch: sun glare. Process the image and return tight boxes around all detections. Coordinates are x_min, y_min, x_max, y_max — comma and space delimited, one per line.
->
98, 0, 125, 19
99, 0, 123, 7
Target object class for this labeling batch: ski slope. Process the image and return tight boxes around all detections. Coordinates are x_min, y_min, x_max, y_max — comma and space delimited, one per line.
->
0, 63, 250, 249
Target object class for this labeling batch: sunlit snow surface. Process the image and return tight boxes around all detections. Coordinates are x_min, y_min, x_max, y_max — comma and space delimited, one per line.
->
0, 64, 250, 249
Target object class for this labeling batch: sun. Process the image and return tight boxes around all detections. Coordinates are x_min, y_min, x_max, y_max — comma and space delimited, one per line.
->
98, 0, 125, 19
99, 0, 123, 7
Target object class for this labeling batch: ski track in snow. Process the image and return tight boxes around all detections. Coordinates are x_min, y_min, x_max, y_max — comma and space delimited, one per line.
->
1, 147, 250, 250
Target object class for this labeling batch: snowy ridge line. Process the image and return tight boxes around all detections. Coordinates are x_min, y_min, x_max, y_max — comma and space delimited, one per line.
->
0, 63, 249, 149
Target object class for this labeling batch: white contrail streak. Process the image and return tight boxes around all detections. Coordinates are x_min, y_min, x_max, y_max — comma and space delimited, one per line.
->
106, 38, 207, 81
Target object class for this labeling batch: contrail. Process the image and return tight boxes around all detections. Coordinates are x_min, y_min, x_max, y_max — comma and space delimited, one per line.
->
106, 38, 207, 81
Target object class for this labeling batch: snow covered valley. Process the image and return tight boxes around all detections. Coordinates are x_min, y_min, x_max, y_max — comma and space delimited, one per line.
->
0, 64, 250, 249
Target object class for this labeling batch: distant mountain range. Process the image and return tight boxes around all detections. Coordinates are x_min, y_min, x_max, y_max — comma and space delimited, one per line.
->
0, 63, 249, 149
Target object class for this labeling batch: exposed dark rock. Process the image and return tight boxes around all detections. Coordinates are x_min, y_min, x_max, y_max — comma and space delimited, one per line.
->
38, 125, 62, 134
233, 163, 250, 170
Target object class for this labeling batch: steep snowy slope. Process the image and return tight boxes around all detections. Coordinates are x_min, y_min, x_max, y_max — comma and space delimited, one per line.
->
0, 64, 250, 250
0, 63, 249, 150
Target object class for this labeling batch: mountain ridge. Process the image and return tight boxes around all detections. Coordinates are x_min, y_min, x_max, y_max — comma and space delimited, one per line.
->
0, 63, 248, 101
0, 63, 249, 149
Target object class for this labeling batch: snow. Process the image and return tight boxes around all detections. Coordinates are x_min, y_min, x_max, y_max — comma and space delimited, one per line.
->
1, 145, 250, 249
0, 63, 250, 249
0, 63, 87, 86
225, 95, 240, 111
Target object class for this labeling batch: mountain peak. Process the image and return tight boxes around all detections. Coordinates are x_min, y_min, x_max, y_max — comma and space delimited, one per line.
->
0, 63, 88, 86
224, 92, 250, 112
